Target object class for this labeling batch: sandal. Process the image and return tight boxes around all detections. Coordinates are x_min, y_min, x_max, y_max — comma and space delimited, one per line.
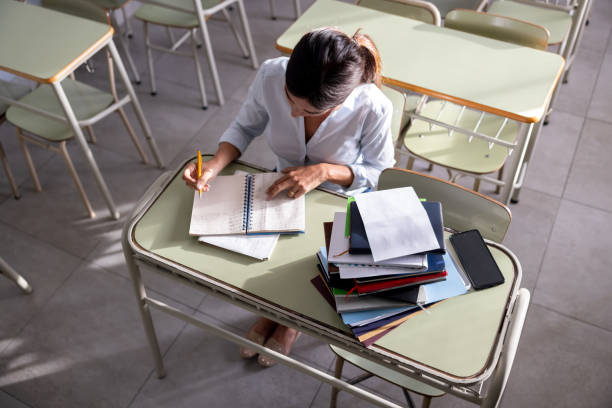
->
239, 318, 277, 359
257, 325, 302, 367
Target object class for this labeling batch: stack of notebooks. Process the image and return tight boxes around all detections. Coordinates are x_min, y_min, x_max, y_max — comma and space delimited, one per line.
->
189, 173, 306, 260
311, 187, 469, 346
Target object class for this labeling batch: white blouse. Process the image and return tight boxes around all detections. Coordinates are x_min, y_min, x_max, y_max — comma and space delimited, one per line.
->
219, 57, 396, 195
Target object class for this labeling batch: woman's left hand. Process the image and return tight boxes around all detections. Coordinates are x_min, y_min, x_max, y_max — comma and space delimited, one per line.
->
266, 164, 328, 199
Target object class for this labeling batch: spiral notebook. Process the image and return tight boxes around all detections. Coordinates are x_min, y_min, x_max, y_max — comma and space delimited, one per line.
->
189, 173, 305, 236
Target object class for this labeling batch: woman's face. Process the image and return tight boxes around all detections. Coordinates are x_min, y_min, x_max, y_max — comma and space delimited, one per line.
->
284, 85, 332, 118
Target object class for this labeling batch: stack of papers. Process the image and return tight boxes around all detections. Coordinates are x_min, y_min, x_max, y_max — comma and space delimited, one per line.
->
310, 187, 468, 346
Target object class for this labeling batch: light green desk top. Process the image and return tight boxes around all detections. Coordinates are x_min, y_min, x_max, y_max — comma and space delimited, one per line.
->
276, 0, 565, 123
131, 159, 519, 381
0, 1, 113, 84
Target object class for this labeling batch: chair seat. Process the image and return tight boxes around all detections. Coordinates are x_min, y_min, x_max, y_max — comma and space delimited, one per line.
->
330, 345, 446, 397
134, 0, 221, 28
403, 101, 517, 175
6, 79, 113, 142
488, 0, 572, 45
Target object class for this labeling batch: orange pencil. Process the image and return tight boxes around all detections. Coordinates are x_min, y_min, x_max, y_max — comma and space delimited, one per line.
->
197, 150, 202, 198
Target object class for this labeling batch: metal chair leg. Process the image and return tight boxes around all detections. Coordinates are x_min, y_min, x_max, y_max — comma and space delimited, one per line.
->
293, 0, 301, 18
222, 8, 249, 58
195, 15, 225, 105
406, 156, 415, 170
473, 177, 480, 192
495, 166, 504, 195
17, 128, 42, 192
402, 388, 416, 408
0, 141, 20, 199
421, 396, 432, 408
111, 12, 142, 85
144, 22, 157, 96
269, 0, 277, 19
191, 29, 208, 110
0, 256, 32, 294
59, 141, 96, 219
86, 125, 97, 144
330, 356, 345, 408
236, 0, 259, 69
116, 108, 149, 164
121, 7, 134, 38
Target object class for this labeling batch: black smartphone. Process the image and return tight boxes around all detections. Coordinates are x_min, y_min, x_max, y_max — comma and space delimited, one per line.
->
450, 229, 505, 290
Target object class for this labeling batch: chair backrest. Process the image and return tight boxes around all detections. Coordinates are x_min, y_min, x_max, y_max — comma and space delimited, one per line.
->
356, 0, 442, 26
445, 9, 550, 50
378, 168, 511, 242
41, 0, 110, 25
429, 0, 488, 17
380, 85, 406, 144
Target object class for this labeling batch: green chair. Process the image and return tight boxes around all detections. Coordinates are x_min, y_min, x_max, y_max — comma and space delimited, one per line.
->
6, 0, 150, 218
330, 168, 529, 408
356, 0, 442, 26
0, 79, 32, 199
400, 9, 549, 194
268, 0, 301, 20
134, 0, 259, 108
381, 85, 406, 159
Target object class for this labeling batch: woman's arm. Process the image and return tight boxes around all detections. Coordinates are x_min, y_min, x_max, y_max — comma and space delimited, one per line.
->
182, 142, 241, 192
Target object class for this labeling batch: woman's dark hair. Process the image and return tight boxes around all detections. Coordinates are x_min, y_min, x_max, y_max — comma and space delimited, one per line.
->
285, 28, 382, 111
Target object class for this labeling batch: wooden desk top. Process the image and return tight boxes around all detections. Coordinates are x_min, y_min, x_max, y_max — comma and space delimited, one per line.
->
276, 0, 565, 123
0, 1, 113, 84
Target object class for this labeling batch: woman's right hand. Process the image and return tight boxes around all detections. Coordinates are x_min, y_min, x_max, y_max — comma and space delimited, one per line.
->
182, 162, 216, 193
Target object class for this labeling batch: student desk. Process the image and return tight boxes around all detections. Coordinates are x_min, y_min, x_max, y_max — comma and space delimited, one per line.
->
0, 1, 164, 219
275, 0, 565, 204
122, 157, 523, 407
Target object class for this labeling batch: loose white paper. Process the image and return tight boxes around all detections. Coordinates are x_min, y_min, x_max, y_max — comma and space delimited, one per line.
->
198, 233, 279, 260
354, 188, 439, 262
328, 212, 427, 268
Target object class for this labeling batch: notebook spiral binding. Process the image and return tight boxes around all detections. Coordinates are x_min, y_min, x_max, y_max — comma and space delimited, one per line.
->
247, 175, 255, 231
242, 175, 250, 232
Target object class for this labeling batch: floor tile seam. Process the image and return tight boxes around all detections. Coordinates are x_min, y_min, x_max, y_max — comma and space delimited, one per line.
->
530, 301, 612, 335
0, 390, 35, 408
88, 256, 206, 312
0, 219, 93, 263
585, 24, 612, 114
0, 255, 86, 357
125, 314, 193, 408
558, 98, 590, 200
562, 194, 612, 214
524, 189, 563, 304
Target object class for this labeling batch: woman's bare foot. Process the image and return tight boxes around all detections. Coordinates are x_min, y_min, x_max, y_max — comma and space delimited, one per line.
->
257, 325, 301, 367
240, 317, 278, 359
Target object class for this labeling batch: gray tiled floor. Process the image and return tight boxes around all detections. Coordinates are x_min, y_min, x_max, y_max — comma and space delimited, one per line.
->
1, 0, 611, 407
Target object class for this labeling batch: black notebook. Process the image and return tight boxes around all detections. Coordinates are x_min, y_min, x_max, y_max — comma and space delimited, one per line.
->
349, 201, 445, 255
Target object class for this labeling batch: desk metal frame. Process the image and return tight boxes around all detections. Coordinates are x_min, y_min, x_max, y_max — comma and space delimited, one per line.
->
122, 158, 524, 408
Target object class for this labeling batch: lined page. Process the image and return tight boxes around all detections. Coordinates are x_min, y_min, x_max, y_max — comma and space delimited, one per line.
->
248, 173, 305, 233
189, 174, 247, 236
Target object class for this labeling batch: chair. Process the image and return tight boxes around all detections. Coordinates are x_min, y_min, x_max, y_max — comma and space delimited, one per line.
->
355, 0, 442, 26
134, 0, 259, 108
330, 168, 530, 408
400, 9, 549, 194
89, 0, 142, 85
268, 0, 301, 20
0, 79, 32, 199
6, 0, 151, 218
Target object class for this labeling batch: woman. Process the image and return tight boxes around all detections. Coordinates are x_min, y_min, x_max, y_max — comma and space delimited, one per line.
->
183, 28, 395, 367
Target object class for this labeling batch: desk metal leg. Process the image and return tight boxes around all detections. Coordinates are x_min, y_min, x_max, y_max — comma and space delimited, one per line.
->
0, 256, 32, 294
51, 82, 120, 220
498, 122, 533, 205
107, 41, 164, 169
122, 240, 167, 378
236, 0, 259, 69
